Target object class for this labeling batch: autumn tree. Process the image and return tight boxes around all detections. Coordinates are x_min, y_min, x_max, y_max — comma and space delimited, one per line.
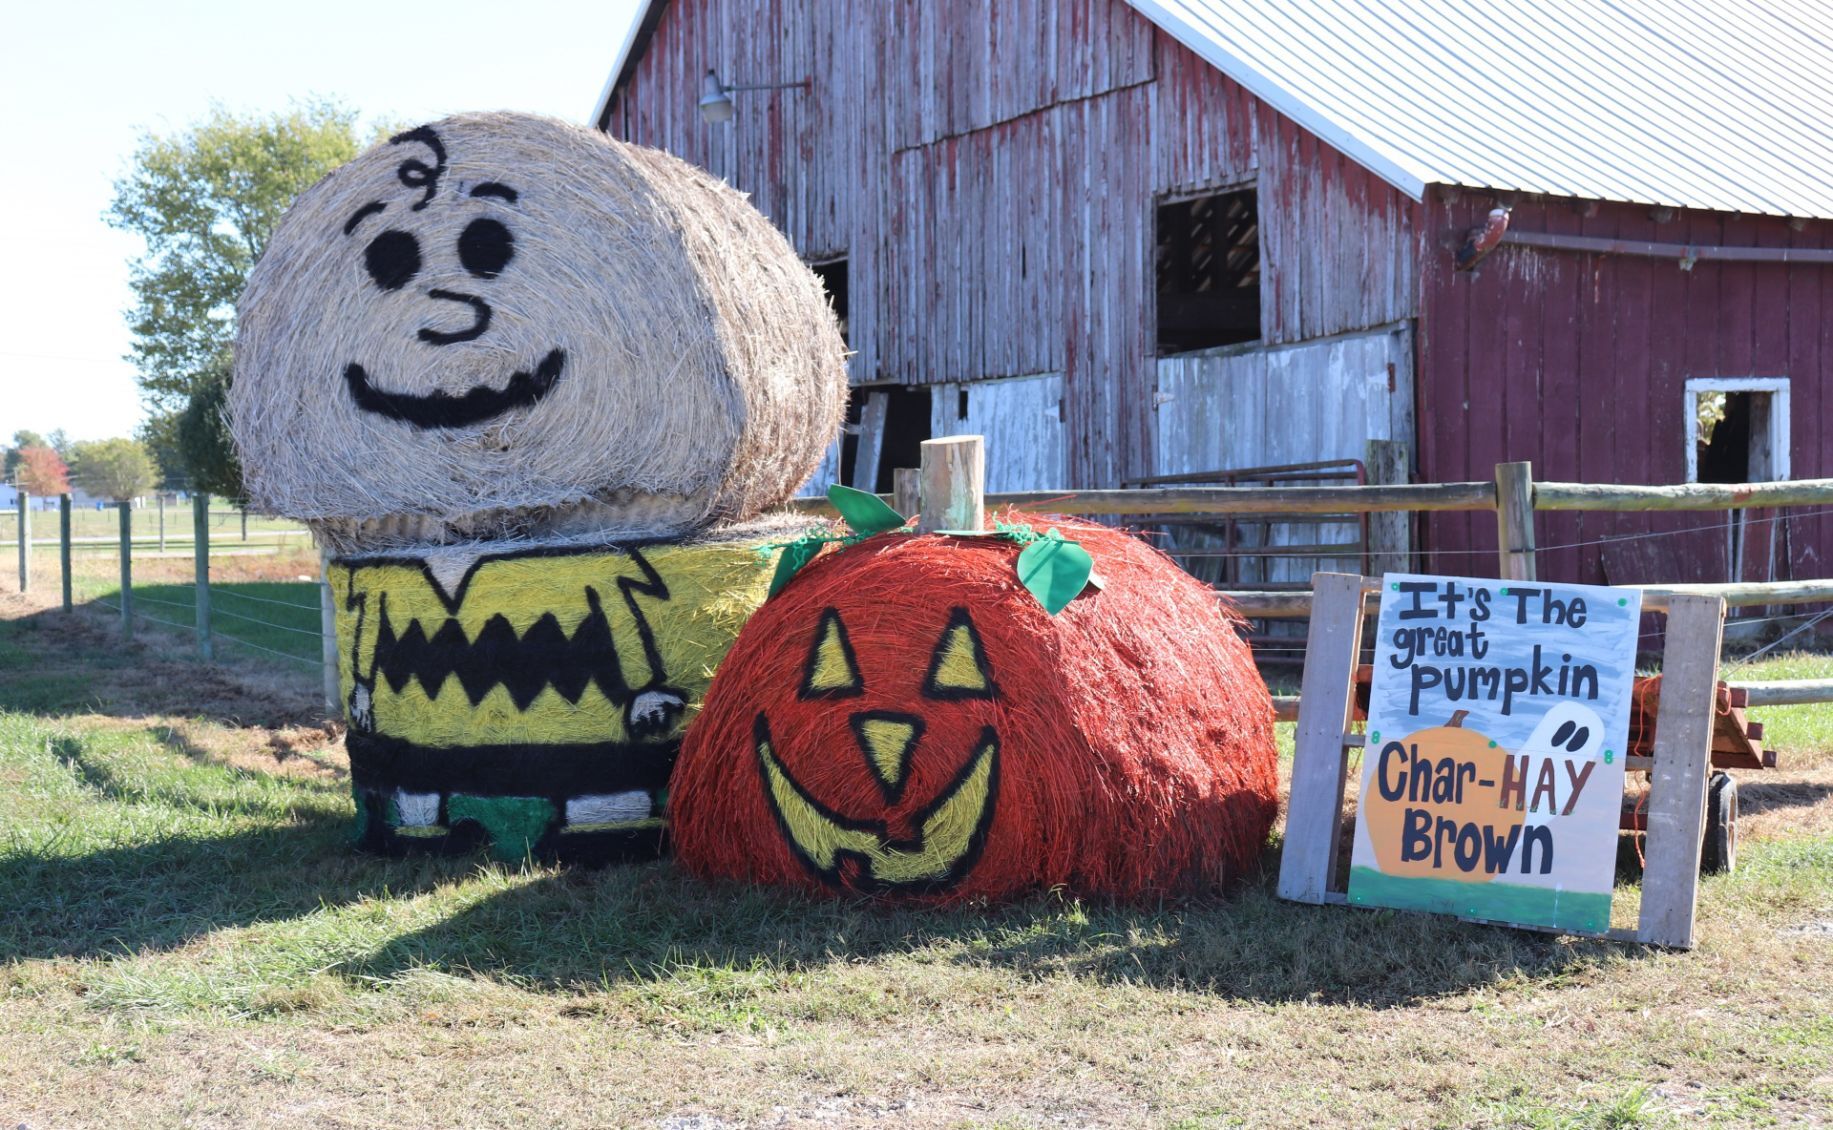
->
14, 446, 71, 496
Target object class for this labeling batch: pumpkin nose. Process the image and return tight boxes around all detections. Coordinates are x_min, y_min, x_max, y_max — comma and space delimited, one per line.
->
850, 711, 924, 803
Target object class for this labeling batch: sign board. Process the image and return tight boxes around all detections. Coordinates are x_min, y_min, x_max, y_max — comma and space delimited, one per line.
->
1348, 574, 1642, 934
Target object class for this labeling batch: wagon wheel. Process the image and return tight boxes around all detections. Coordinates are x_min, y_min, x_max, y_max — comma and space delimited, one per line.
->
1701, 770, 1738, 875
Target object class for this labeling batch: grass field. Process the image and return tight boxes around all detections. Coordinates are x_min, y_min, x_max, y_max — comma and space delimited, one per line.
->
0, 574, 1829, 1128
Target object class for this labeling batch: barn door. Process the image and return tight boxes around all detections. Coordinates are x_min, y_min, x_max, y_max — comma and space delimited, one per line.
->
1151, 323, 1416, 583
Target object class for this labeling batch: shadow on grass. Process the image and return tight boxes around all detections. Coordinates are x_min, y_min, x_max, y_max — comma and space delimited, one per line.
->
0, 818, 478, 965
343, 845, 1634, 1008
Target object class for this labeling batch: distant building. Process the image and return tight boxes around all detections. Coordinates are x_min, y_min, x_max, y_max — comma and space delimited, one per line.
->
594, 0, 1833, 586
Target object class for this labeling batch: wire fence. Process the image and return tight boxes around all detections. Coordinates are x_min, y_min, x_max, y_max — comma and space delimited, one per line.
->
34, 495, 330, 696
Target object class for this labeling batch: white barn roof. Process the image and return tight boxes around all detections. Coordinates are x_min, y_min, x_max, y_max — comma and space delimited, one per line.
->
594, 0, 1833, 219
1131, 0, 1833, 217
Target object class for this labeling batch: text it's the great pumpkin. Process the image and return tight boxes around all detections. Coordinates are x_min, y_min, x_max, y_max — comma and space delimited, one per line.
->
668, 517, 1281, 902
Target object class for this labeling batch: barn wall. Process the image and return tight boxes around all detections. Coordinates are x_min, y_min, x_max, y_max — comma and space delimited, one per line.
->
1418, 193, 1833, 587
604, 1, 1422, 488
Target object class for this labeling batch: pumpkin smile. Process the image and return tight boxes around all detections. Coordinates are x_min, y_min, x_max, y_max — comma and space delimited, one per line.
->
753, 713, 999, 891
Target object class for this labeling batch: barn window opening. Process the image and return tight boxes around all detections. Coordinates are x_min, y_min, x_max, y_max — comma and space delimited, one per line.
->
1156, 188, 1261, 353
810, 257, 849, 345
1689, 380, 1787, 485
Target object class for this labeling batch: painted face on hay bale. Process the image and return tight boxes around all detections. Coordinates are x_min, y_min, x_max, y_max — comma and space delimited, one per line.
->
669, 518, 1280, 902
231, 112, 845, 550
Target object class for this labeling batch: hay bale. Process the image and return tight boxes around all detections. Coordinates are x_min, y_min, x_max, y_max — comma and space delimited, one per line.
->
231, 112, 846, 551
336, 516, 817, 863
669, 516, 1280, 902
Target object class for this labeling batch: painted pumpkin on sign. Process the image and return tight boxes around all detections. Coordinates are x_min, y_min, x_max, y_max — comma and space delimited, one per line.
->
669, 517, 1280, 902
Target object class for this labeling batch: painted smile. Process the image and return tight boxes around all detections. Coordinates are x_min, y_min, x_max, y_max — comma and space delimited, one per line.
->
753, 713, 999, 891
345, 348, 565, 428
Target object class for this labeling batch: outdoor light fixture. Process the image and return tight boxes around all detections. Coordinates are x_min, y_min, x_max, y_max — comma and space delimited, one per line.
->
697, 68, 810, 125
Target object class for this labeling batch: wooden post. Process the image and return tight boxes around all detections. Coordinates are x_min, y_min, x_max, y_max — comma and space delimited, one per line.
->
1637, 594, 1726, 949
1278, 572, 1370, 903
193, 493, 212, 660
1365, 440, 1411, 576
1494, 461, 1536, 580
918, 435, 985, 534
157, 492, 166, 552
59, 493, 72, 612
117, 500, 133, 638
892, 467, 920, 520
15, 489, 27, 594
319, 548, 340, 718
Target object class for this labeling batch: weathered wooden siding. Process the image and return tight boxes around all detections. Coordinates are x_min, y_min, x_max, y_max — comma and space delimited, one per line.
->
1155, 325, 1414, 582
1418, 192, 1833, 587
931, 372, 1068, 492
604, 1, 1422, 489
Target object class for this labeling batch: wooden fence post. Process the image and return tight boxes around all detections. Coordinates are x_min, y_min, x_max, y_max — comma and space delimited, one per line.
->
59, 493, 72, 612
893, 467, 921, 520
1637, 594, 1726, 949
118, 500, 133, 638
157, 492, 166, 552
319, 548, 341, 718
15, 489, 27, 594
193, 493, 213, 660
1494, 461, 1537, 580
918, 435, 985, 534
1365, 440, 1411, 576
1278, 572, 1370, 903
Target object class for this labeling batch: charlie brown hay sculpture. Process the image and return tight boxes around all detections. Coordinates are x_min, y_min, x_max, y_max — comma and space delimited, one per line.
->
229, 113, 846, 861
669, 513, 1281, 902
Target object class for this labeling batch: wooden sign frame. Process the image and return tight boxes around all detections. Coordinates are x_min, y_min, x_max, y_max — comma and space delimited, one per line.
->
1277, 572, 1726, 949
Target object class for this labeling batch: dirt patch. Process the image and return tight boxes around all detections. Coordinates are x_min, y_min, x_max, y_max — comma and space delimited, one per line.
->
1, 568, 345, 774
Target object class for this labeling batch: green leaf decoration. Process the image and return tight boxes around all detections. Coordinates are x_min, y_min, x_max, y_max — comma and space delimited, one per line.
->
827, 484, 907, 536
1016, 534, 1094, 615
768, 535, 826, 597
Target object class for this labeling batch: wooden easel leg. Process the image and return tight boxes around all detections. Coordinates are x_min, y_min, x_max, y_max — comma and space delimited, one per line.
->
1637, 594, 1726, 949
1278, 572, 1368, 903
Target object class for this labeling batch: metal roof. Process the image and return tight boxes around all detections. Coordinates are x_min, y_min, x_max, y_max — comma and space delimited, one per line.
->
1131, 0, 1833, 217
594, 0, 1833, 218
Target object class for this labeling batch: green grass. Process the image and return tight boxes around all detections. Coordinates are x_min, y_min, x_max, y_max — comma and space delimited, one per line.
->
103, 580, 324, 665
1, 610, 1828, 1126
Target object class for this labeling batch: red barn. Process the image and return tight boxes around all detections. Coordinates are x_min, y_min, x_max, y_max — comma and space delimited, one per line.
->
593, 0, 1833, 588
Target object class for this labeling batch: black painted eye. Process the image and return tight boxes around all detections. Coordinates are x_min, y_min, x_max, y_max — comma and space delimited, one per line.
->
364, 229, 421, 291
458, 218, 514, 279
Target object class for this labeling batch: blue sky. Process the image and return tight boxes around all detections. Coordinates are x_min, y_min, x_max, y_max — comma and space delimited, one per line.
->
0, 0, 641, 446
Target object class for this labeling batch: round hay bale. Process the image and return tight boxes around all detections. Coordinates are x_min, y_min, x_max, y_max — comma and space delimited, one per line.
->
231, 112, 846, 551
336, 516, 818, 864
669, 517, 1280, 902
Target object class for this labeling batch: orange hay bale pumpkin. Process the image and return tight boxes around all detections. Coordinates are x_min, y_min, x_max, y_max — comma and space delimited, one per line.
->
669, 517, 1279, 902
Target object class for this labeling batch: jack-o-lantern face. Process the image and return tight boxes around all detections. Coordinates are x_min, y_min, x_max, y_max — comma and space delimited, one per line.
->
670, 521, 1283, 904
231, 112, 846, 550
755, 606, 1003, 891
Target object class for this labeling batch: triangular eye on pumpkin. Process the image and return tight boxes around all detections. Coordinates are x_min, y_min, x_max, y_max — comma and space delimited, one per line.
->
923, 607, 997, 700
800, 608, 864, 699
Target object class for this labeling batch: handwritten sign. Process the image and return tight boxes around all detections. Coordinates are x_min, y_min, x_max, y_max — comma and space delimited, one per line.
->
1348, 574, 1641, 934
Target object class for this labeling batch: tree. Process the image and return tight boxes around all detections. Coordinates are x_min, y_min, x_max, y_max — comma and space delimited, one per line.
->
68, 438, 158, 502
107, 101, 368, 419
15, 446, 70, 496
176, 360, 245, 500
3, 429, 46, 481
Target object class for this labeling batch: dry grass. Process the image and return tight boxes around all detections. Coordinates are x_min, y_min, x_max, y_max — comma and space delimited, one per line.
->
0, 582, 1828, 1129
